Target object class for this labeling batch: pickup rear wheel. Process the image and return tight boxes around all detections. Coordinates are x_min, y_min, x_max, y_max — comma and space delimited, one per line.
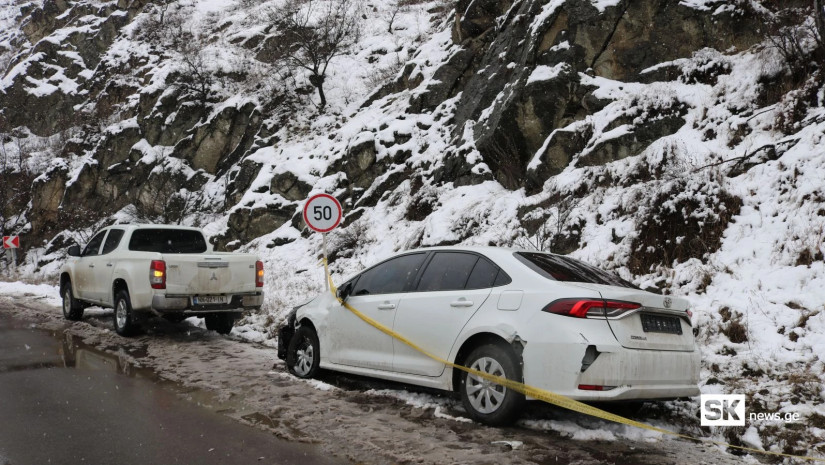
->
113, 290, 139, 337
61, 281, 84, 321
204, 313, 234, 335
287, 325, 320, 379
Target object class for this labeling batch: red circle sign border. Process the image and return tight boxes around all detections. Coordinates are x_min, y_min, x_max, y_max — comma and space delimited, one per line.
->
303, 193, 343, 233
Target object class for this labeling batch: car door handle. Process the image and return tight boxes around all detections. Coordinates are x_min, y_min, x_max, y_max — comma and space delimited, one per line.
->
106, 263, 113, 267
450, 300, 474, 308
88, 264, 95, 268
377, 303, 396, 310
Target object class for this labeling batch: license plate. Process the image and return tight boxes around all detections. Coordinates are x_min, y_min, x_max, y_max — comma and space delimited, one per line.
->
193, 295, 229, 305
640, 313, 682, 335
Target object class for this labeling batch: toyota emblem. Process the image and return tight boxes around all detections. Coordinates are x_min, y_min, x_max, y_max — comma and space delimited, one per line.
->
663, 297, 672, 308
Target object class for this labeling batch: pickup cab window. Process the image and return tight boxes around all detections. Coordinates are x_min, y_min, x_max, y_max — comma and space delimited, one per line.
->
82, 231, 107, 257
101, 229, 124, 254
128, 229, 207, 253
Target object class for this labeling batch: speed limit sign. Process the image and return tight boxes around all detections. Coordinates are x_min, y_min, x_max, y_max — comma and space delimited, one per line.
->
303, 193, 343, 233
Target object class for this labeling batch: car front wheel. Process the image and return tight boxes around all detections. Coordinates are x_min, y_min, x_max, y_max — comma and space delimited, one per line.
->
460, 344, 525, 426
287, 325, 320, 379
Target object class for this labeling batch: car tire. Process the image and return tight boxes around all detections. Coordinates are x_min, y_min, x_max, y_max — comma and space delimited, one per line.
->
459, 344, 526, 426
287, 325, 320, 379
204, 313, 234, 335
113, 290, 139, 337
162, 313, 188, 324
61, 281, 84, 321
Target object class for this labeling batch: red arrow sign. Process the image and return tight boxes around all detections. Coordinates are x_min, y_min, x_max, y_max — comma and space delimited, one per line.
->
3, 236, 19, 249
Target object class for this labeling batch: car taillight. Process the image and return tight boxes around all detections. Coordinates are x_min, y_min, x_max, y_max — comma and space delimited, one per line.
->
150, 260, 166, 289
542, 298, 641, 318
255, 260, 264, 287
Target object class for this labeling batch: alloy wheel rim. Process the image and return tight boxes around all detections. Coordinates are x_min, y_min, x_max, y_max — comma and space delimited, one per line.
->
466, 356, 507, 414
63, 290, 71, 315
116, 299, 127, 328
294, 339, 314, 376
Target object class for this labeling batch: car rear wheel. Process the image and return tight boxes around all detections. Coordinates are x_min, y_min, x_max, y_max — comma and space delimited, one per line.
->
204, 313, 234, 335
287, 325, 320, 379
61, 281, 84, 321
460, 344, 525, 426
113, 290, 139, 337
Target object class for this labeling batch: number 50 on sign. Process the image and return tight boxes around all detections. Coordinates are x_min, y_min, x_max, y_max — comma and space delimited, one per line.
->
303, 194, 342, 233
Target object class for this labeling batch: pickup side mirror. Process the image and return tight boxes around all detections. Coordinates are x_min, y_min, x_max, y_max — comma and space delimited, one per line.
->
337, 282, 353, 301
67, 245, 81, 257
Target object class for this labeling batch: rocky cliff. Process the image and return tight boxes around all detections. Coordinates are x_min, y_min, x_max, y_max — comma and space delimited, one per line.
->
2, 0, 825, 456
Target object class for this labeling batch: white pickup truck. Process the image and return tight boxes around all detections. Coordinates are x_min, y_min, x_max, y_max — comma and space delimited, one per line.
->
59, 224, 264, 336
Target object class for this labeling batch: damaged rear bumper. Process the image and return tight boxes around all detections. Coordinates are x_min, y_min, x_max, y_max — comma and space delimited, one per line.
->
523, 339, 701, 401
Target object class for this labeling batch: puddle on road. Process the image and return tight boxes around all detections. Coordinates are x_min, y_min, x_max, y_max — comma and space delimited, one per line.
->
5, 319, 267, 426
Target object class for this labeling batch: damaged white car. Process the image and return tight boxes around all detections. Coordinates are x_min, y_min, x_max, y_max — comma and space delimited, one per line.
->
278, 247, 700, 425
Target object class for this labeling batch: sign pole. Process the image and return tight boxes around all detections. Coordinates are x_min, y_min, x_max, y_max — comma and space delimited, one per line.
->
322, 233, 329, 290
302, 193, 343, 293
11, 248, 16, 276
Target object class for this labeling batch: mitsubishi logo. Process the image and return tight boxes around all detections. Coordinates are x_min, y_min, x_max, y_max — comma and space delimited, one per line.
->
210, 272, 218, 281
663, 297, 672, 308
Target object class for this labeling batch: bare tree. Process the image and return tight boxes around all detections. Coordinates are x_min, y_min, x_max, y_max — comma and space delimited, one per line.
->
762, 1, 825, 75
176, 44, 218, 109
385, 1, 401, 34
272, 0, 363, 111
816, 0, 825, 49
514, 196, 581, 253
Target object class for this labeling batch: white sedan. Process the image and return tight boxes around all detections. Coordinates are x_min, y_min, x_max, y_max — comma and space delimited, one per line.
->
278, 247, 700, 425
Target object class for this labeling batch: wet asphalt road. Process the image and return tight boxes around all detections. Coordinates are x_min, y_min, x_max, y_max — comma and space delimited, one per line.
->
0, 313, 347, 465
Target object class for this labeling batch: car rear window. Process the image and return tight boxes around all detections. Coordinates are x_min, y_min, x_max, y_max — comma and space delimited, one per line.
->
128, 229, 207, 254
514, 252, 638, 289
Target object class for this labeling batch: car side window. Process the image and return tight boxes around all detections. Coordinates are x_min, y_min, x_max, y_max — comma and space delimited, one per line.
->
493, 269, 512, 286
82, 231, 107, 257
352, 253, 426, 296
416, 252, 479, 292
465, 257, 501, 290
101, 229, 124, 255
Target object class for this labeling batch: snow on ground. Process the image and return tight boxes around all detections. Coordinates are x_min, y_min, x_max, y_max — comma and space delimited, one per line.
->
0, 286, 752, 465
2, 0, 824, 459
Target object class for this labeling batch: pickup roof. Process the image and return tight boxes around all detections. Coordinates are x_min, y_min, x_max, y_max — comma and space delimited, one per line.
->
59, 224, 264, 336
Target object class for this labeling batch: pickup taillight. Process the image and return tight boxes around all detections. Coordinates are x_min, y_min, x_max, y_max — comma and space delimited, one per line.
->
255, 260, 264, 287
150, 260, 166, 289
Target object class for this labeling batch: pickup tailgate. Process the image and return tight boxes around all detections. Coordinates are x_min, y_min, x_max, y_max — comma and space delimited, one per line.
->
164, 254, 258, 296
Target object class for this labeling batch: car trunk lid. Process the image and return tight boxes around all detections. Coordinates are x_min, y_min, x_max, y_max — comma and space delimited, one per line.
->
567, 283, 695, 352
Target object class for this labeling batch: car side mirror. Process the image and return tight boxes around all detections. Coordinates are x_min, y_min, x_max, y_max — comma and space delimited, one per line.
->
67, 245, 81, 257
337, 282, 353, 301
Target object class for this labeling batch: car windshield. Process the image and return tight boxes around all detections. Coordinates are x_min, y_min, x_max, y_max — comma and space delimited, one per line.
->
514, 252, 638, 289
128, 229, 207, 253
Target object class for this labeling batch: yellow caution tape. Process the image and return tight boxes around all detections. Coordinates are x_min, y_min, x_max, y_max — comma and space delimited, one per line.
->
322, 260, 824, 462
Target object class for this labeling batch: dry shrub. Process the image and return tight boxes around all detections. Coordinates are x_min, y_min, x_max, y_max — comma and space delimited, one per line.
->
629, 177, 742, 274
722, 319, 748, 344
775, 71, 824, 134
